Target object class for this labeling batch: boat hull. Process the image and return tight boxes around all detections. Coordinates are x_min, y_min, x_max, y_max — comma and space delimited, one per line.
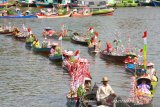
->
36, 3, 53, 8
114, 3, 138, 7
71, 35, 89, 46
125, 64, 146, 76
138, 2, 154, 6
49, 55, 63, 62
0, 14, 36, 18
32, 47, 51, 55
92, 8, 115, 15
17, 1, 36, 7
100, 51, 136, 63
0, 30, 13, 35
152, 1, 160, 6
36, 12, 71, 18
71, 13, 92, 17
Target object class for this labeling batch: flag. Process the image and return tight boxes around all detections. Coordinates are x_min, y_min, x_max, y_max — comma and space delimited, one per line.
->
58, 33, 63, 40
94, 32, 99, 39
142, 31, 147, 69
28, 28, 32, 35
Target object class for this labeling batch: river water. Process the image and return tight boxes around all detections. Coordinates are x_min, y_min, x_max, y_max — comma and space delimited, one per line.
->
0, 7, 160, 107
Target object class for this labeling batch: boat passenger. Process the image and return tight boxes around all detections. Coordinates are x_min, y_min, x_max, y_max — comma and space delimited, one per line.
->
32, 39, 40, 48
137, 80, 151, 95
96, 76, 116, 105
146, 62, 157, 82
50, 43, 58, 55
42, 38, 48, 48
96, 40, 102, 51
105, 42, 114, 53
0, 26, 3, 31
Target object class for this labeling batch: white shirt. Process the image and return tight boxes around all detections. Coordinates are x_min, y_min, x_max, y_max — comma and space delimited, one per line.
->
96, 84, 114, 101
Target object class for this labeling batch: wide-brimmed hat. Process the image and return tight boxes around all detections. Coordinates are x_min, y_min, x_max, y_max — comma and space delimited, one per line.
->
102, 77, 109, 82
147, 62, 154, 67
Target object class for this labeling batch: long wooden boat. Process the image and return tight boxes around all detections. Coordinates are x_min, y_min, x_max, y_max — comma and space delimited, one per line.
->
92, 8, 115, 15
25, 42, 32, 48
79, 82, 155, 107
0, 3, 13, 8
71, 12, 92, 17
0, 14, 36, 18
152, 0, 160, 6
13, 36, 27, 41
49, 54, 63, 62
0, 30, 13, 35
36, 2, 53, 8
100, 50, 137, 63
138, 1, 154, 6
36, 12, 71, 18
32, 46, 51, 55
114, 3, 138, 7
17, 1, 36, 7
71, 34, 90, 46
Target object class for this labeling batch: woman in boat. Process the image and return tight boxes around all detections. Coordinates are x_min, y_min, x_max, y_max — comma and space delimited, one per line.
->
50, 43, 58, 55
137, 80, 151, 95
26, 34, 35, 43
105, 42, 114, 54
32, 38, 40, 48
41, 38, 48, 48
146, 62, 157, 82
0, 26, 3, 31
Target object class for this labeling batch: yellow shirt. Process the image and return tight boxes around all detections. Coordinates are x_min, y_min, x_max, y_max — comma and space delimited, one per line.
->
33, 41, 40, 48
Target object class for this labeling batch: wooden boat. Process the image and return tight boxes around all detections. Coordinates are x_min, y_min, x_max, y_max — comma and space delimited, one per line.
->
114, 0, 138, 7
25, 42, 32, 48
152, 0, 160, 6
71, 34, 91, 46
32, 46, 51, 55
0, 2, 13, 8
71, 12, 92, 17
0, 14, 36, 18
138, 0, 154, 6
79, 81, 155, 107
0, 30, 13, 35
36, 12, 71, 18
100, 50, 137, 63
36, 2, 53, 8
49, 54, 63, 62
13, 36, 26, 41
125, 64, 146, 76
17, 1, 36, 7
92, 8, 115, 15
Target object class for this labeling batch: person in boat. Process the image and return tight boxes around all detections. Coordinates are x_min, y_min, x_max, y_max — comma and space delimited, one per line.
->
72, 9, 78, 14
96, 76, 116, 105
26, 34, 35, 43
104, 42, 114, 54
50, 43, 58, 55
96, 40, 102, 51
137, 80, 151, 95
146, 62, 157, 82
0, 26, 3, 32
41, 38, 48, 48
32, 38, 40, 48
